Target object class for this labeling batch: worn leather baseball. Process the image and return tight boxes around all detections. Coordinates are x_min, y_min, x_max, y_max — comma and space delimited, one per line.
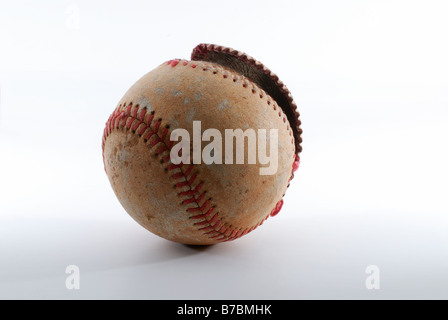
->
102, 44, 302, 245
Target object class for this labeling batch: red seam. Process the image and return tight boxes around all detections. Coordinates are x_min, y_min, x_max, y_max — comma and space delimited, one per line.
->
293, 155, 300, 172
171, 172, 184, 179
184, 164, 194, 178
150, 136, 162, 147
157, 145, 169, 154
176, 180, 189, 188
132, 120, 143, 132
193, 220, 209, 225
167, 163, 180, 170
196, 191, 206, 204
179, 190, 196, 197
182, 197, 197, 205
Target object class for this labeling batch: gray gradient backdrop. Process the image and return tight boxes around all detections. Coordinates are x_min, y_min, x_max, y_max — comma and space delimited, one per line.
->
0, 0, 447, 299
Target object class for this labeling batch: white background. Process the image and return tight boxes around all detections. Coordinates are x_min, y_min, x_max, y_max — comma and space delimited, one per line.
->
0, 0, 447, 299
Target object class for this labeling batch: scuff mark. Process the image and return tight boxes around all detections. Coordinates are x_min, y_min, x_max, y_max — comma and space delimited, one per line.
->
137, 95, 154, 112
185, 107, 196, 123
217, 99, 231, 111
119, 149, 129, 162
172, 89, 184, 97
170, 116, 179, 129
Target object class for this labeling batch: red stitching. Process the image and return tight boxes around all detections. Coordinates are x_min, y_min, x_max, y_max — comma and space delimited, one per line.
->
167, 163, 180, 171
167, 59, 180, 67
147, 112, 154, 124
144, 130, 155, 141
137, 125, 149, 136
182, 197, 197, 205
132, 120, 143, 132
199, 199, 210, 211
162, 155, 171, 162
206, 213, 218, 225
150, 136, 162, 147
153, 119, 161, 133
293, 155, 300, 173
184, 164, 194, 178
160, 127, 169, 141
179, 190, 196, 197
156, 145, 169, 154
187, 173, 197, 186
171, 172, 184, 179
187, 206, 202, 213
196, 191, 206, 204
211, 219, 222, 230
126, 118, 136, 130
131, 106, 138, 118
193, 219, 209, 225
166, 140, 174, 149
270, 199, 283, 217
176, 180, 190, 188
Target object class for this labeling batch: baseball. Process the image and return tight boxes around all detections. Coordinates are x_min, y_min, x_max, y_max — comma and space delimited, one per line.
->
102, 44, 302, 245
